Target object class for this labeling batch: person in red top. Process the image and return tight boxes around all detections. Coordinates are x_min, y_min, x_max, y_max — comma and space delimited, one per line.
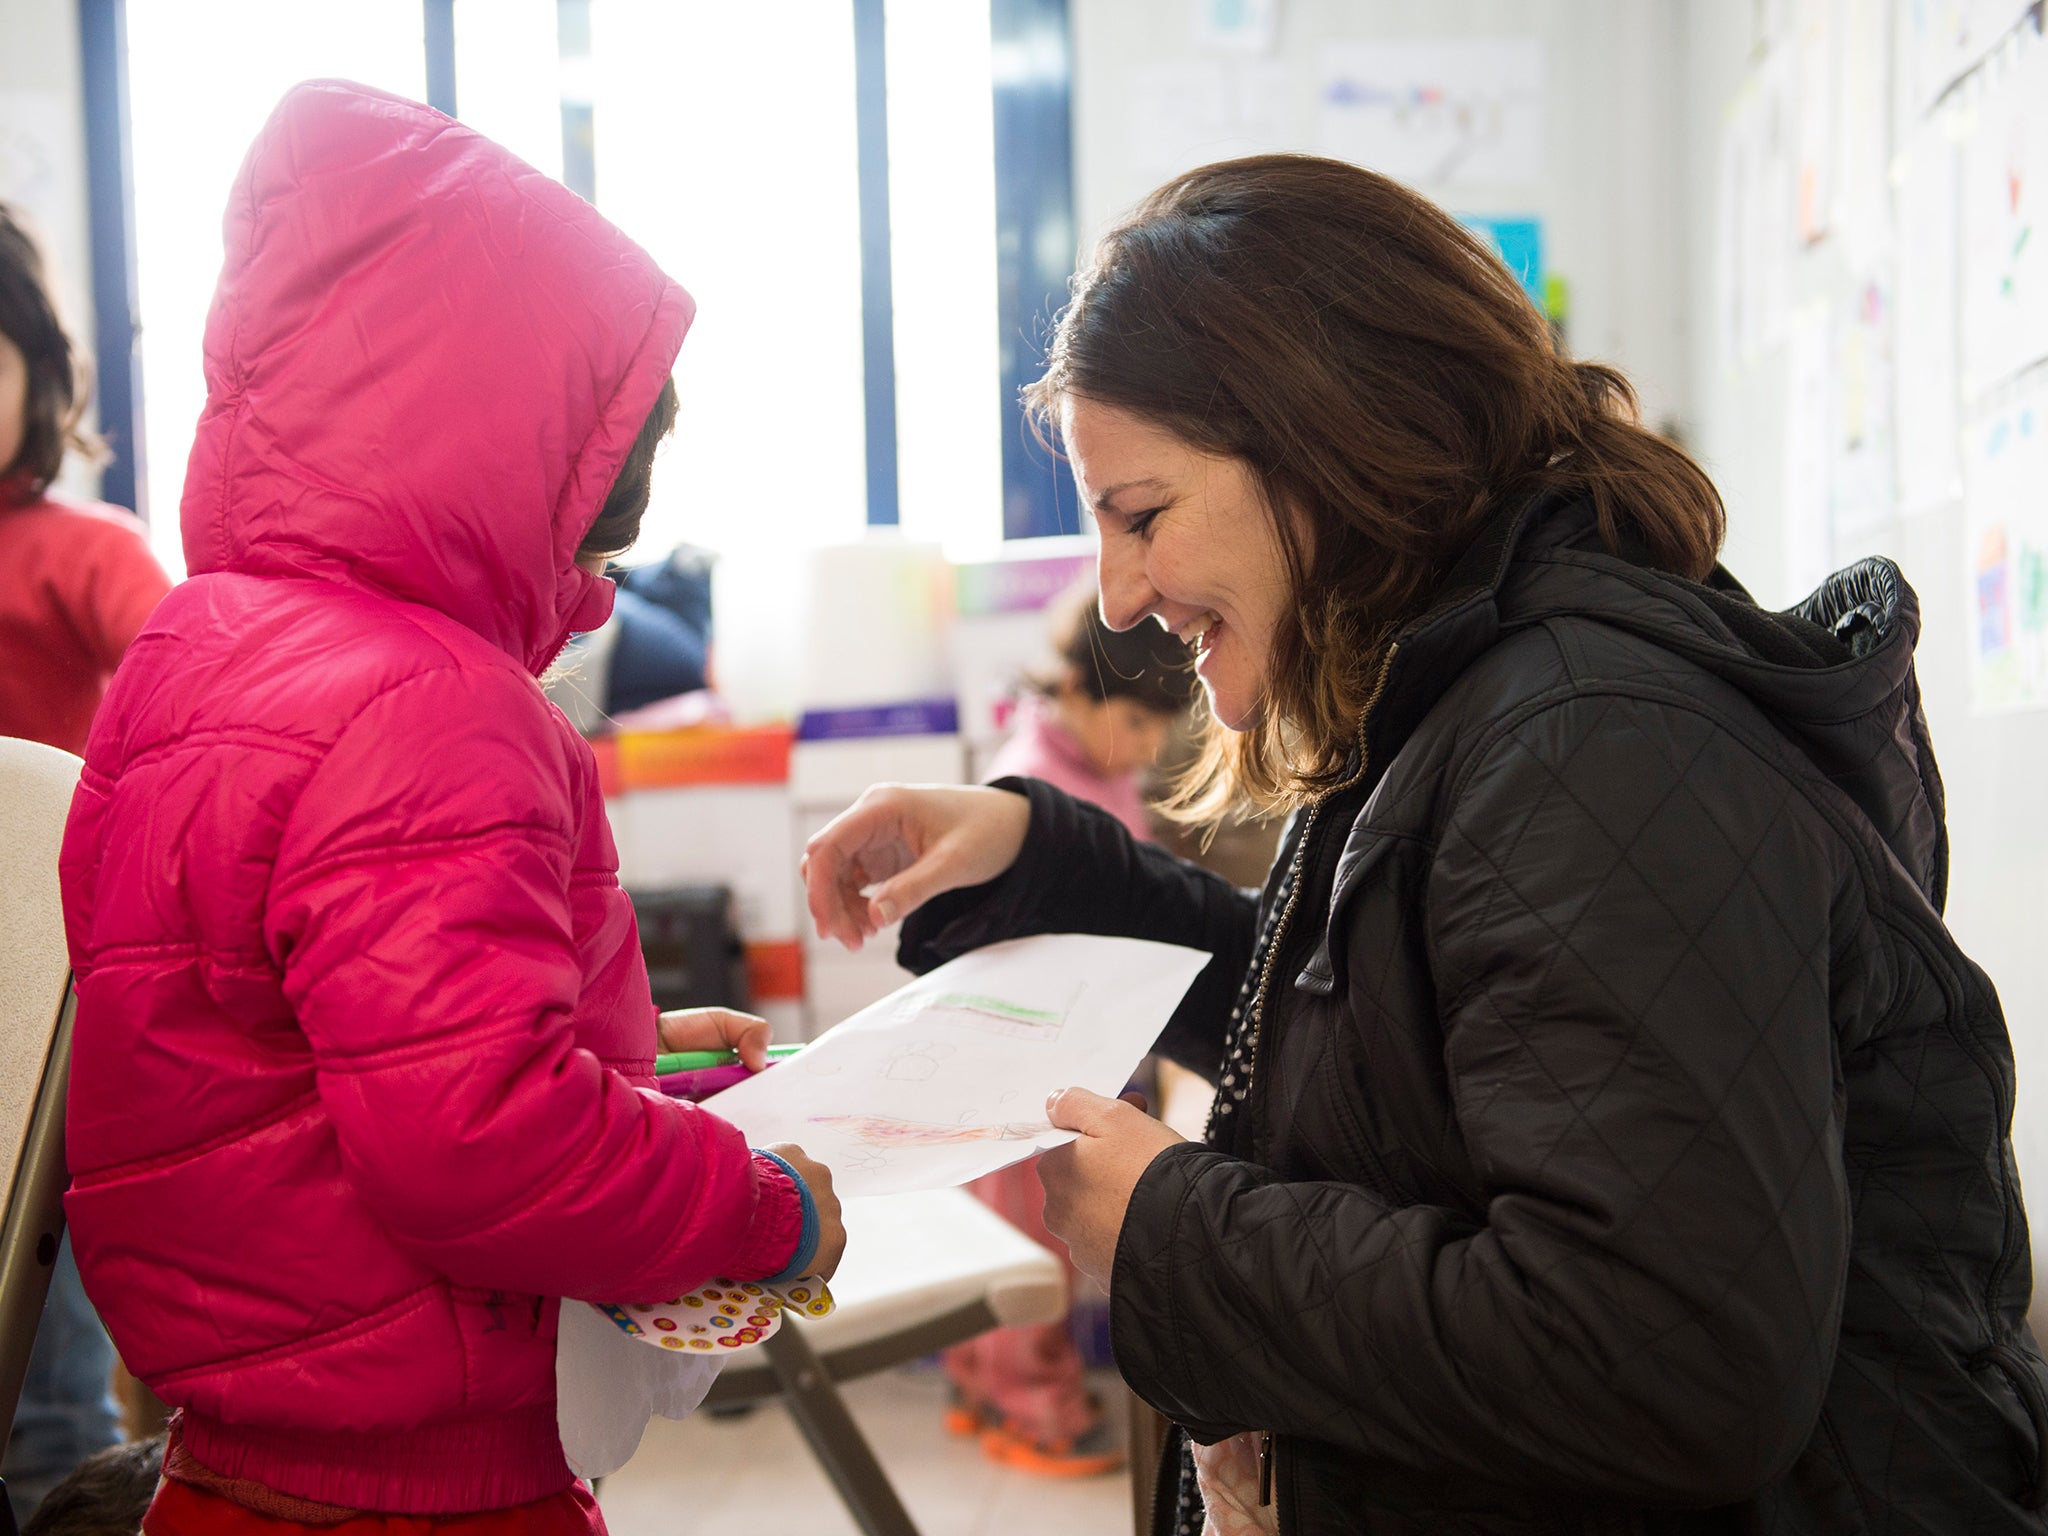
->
0, 203, 171, 756
0, 202, 169, 1523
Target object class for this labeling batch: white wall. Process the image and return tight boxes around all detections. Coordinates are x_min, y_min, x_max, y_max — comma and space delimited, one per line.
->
1070, 0, 1690, 428
1676, 0, 2048, 1313
0, 0, 101, 504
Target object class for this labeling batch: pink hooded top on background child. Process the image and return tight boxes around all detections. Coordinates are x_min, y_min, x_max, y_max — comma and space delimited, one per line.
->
983, 584, 1194, 844
58, 81, 831, 1525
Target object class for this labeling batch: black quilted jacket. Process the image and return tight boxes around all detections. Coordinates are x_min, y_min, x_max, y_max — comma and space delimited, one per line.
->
902, 495, 2048, 1533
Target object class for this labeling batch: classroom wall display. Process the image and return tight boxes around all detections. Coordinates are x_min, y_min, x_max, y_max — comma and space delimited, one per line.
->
1315, 37, 1546, 190
1893, 120, 1965, 512
1958, 34, 2048, 400
1964, 382, 2048, 713
1715, 0, 2046, 713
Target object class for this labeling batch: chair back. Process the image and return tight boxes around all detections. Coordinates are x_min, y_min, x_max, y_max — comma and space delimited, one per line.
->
0, 737, 83, 1445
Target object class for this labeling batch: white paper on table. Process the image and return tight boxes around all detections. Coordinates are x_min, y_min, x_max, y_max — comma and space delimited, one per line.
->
702, 934, 1211, 1197
556, 1297, 723, 1478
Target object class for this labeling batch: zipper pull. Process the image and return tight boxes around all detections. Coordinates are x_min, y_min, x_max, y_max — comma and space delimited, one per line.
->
1257, 1430, 1274, 1507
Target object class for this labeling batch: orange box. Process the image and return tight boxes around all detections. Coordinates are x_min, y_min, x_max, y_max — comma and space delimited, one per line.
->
745, 939, 806, 1002
615, 724, 794, 789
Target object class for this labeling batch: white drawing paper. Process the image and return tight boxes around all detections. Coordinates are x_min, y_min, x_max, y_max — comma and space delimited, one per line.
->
702, 934, 1211, 1197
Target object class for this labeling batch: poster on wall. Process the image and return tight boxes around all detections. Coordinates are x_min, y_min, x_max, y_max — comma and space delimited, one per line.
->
1963, 382, 2048, 713
1315, 38, 1545, 190
1792, 0, 1836, 247
1832, 260, 1898, 552
1784, 304, 1837, 598
1129, 58, 1292, 184
1896, 0, 2035, 125
1894, 122, 1965, 512
1831, 0, 1894, 262
1715, 49, 1799, 369
1958, 35, 2048, 399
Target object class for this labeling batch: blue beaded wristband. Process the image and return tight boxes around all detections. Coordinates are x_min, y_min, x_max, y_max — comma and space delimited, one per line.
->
754, 1149, 820, 1286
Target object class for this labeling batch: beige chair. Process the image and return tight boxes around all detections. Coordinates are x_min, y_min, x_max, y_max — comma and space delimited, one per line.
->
701, 1187, 1067, 1536
0, 739, 84, 1526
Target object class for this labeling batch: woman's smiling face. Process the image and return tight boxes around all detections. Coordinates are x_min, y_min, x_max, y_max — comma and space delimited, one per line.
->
1062, 395, 1295, 733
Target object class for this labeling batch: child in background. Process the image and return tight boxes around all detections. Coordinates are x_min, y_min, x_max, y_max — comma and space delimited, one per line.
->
944, 583, 1192, 1476
0, 201, 169, 1521
0, 204, 171, 756
59, 82, 842, 1536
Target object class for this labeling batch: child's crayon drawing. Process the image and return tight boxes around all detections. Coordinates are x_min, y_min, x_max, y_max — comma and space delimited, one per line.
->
810, 1114, 1056, 1148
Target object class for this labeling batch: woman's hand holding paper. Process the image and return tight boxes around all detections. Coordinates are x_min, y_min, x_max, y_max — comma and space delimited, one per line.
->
1038, 1087, 1185, 1286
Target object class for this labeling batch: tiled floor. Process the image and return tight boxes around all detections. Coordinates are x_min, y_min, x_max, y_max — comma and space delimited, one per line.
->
597, 1366, 1134, 1536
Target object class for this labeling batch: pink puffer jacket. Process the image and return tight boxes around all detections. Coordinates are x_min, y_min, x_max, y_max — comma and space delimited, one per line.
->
59, 81, 802, 1514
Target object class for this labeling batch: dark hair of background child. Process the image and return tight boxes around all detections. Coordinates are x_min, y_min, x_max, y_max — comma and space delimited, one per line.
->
1038, 581, 1195, 719
0, 203, 104, 504
20, 1435, 164, 1536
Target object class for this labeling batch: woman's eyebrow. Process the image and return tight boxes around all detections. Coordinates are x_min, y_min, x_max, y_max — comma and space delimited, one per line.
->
1086, 476, 1170, 514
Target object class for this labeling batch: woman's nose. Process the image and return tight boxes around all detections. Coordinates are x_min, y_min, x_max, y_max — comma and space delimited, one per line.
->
1095, 542, 1152, 633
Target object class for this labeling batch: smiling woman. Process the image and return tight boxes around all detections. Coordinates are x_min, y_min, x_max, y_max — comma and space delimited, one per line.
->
803, 152, 2047, 1536
1061, 399, 1291, 734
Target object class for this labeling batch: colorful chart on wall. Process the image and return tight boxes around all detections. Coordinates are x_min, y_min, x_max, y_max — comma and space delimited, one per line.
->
701, 934, 1211, 1197
1959, 36, 2048, 399
1315, 37, 1545, 190
1964, 382, 2048, 713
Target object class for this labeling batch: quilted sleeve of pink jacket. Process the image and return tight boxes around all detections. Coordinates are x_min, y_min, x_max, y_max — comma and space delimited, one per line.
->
262, 657, 797, 1303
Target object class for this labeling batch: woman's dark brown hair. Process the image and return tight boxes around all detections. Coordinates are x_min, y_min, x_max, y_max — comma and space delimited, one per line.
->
1023, 155, 1724, 818
0, 201, 104, 504
578, 374, 679, 561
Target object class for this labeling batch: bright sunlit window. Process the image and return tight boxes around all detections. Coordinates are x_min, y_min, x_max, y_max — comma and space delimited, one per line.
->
127, 3, 428, 578
886, 0, 1004, 561
125, 2, 1002, 574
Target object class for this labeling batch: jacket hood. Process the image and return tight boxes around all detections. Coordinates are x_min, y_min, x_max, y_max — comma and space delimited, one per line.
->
1375, 496, 1951, 909
180, 80, 694, 674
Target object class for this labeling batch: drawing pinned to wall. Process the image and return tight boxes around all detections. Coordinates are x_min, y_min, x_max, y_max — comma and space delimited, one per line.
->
1315, 38, 1544, 190
1896, 0, 2035, 125
1832, 262, 1899, 549
1129, 58, 1292, 184
1791, 0, 1836, 246
1958, 33, 2048, 398
1716, 49, 1799, 368
1194, 0, 1280, 55
1831, 0, 1894, 261
1784, 303, 1837, 596
702, 933, 1209, 1196
1894, 122, 1966, 512
1964, 382, 2048, 713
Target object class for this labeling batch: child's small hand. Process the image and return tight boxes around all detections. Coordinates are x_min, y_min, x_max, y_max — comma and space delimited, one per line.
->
658, 1007, 772, 1071
765, 1143, 847, 1281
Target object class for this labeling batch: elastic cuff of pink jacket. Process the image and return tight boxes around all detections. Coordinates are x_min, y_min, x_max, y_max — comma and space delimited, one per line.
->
729, 1150, 814, 1282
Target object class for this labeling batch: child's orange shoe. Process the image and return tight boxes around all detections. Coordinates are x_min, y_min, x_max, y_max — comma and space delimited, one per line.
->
942, 1389, 985, 1439
977, 1417, 1125, 1479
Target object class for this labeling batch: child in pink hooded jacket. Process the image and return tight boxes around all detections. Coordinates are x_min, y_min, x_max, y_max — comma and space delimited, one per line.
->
58, 82, 840, 1534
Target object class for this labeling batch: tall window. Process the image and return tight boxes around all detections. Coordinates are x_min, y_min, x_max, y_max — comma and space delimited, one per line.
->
122, 2, 1005, 573
126, 3, 428, 577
